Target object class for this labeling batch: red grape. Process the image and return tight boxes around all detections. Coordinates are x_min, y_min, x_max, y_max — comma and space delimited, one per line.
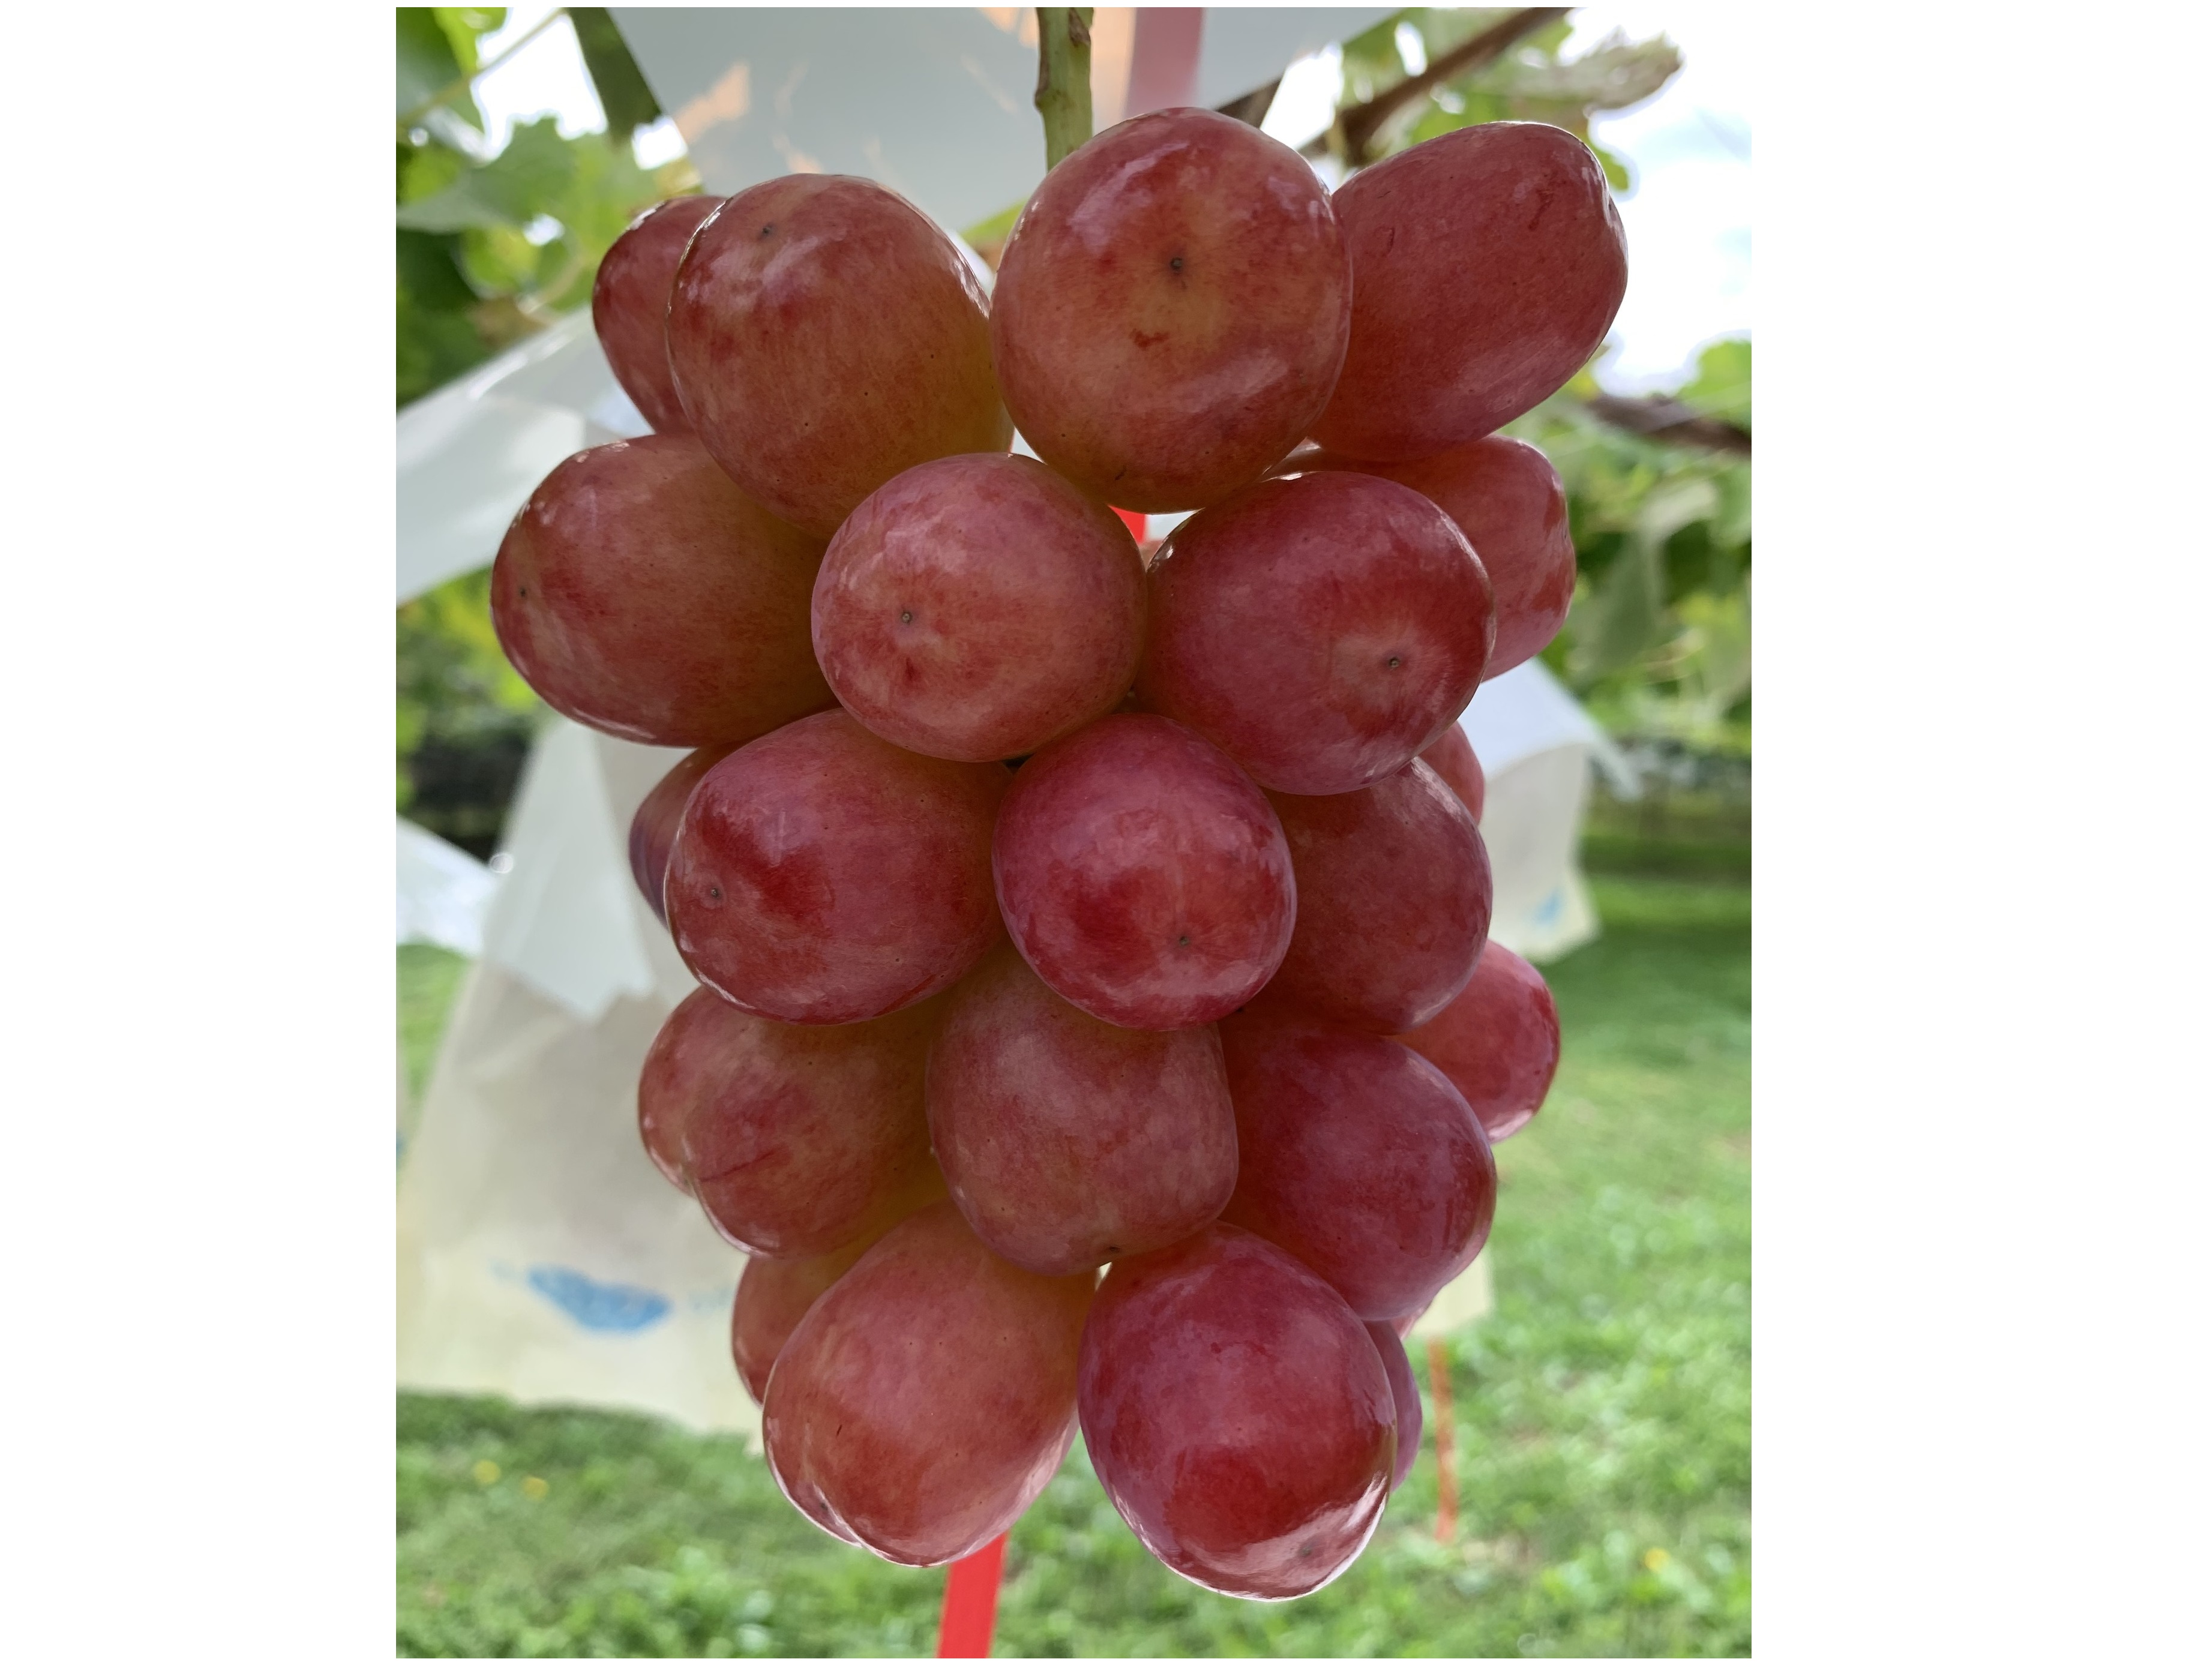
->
1417, 719, 1486, 822
1260, 760, 1491, 1034
764, 1201, 1093, 1566
1303, 436, 1576, 677
637, 1076, 692, 1196
992, 713, 1296, 1030
489, 434, 832, 746
1398, 940, 1562, 1143
926, 943, 1235, 1275
1078, 1223, 1394, 1600
592, 195, 725, 434
629, 743, 739, 925
1313, 122, 1627, 463
1138, 472, 1494, 795
666, 175, 1013, 537
989, 108, 1351, 513
1220, 1006, 1496, 1322
731, 1240, 865, 1404
811, 454, 1145, 761
666, 710, 1009, 1024
637, 985, 943, 1258
1366, 1319, 1423, 1489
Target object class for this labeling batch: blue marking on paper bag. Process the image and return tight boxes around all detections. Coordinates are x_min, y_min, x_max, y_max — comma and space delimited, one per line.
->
526, 1265, 672, 1333
1531, 888, 1564, 926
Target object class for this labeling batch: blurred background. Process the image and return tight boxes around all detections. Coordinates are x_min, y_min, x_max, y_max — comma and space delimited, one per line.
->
396, 5, 1749, 1657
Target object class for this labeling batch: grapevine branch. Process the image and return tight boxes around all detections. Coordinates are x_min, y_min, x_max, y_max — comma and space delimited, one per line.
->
1305, 6, 1573, 166
1587, 394, 1752, 456
1034, 8, 1096, 170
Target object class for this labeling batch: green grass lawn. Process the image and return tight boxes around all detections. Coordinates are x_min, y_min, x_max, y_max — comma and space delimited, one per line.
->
396, 830, 1750, 1658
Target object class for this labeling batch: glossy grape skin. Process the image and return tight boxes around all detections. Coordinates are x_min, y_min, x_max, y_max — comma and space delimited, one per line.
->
666, 710, 1009, 1025
1313, 122, 1627, 463
629, 743, 739, 925
1260, 761, 1492, 1035
1220, 1007, 1497, 1322
992, 713, 1296, 1031
1366, 1319, 1423, 1489
1398, 940, 1563, 1143
926, 943, 1236, 1275
1417, 720, 1486, 822
592, 196, 725, 434
1300, 436, 1576, 677
731, 1240, 866, 1404
637, 1068, 693, 1195
990, 108, 1351, 514
666, 175, 1013, 537
1138, 472, 1495, 796
1077, 1223, 1395, 1600
811, 455, 1146, 761
489, 435, 833, 746
763, 1201, 1094, 1566
637, 985, 943, 1258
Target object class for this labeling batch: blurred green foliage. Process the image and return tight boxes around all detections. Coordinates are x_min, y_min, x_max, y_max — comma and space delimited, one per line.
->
397, 863, 1749, 1656
1520, 341, 1752, 753
395, 6, 695, 407
1338, 7, 1681, 182
397, 567, 540, 854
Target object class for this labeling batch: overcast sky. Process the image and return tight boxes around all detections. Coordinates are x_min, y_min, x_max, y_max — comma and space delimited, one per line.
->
465, 5, 1750, 395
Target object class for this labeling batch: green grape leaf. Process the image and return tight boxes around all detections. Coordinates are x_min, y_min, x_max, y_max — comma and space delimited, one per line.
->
396, 227, 479, 312
397, 7, 484, 131
1709, 464, 1753, 551
1680, 337, 1752, 430
1483, 32, 1681, 114
432, 7, 505, 72
1564, 532, 1667, 685
1635, 478, 1720, 547
395, 118, 578, 233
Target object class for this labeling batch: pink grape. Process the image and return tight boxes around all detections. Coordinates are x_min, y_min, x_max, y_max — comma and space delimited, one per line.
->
1260, 760, 1491, 1034
628, 743, 739, 925
1418, 720, 1486, 822
665, 710, 1009, 1024
811, 454, 1145, 761
1304, 436, 1576, 677
926, 943, 1235, 1275
489, 434, 833, 746
731, 1241, 866, 1404
1399, 940, 1563, 1143
592, 195, 725, 434
764, 1201, 1094, 1566
1220, 1006, 1497, 1322
666, 175, 1013, 537
992, 713, 1295, 1030
1077, 1223, 1395, 1600
1313, 121, 1628, 462
637, 985, 943, 1258
989, 107, 1351, 513
1366, 1319, 1423, 1488
1137, 472, 1495, 795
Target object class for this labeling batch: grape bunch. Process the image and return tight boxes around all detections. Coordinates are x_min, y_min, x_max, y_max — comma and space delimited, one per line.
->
493, 110, 1618, 1601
